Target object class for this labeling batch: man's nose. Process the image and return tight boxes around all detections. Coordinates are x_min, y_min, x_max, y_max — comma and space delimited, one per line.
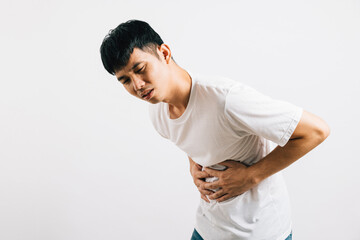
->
132, 77, 145, 91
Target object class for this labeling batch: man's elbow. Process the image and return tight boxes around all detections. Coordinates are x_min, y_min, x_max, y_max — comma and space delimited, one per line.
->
322, 122, 331, 139
291, 110, 330, 146
314, 121, 331, 144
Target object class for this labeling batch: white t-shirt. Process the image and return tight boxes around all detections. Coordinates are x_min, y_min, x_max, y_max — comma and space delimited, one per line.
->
148, 72, 303, 240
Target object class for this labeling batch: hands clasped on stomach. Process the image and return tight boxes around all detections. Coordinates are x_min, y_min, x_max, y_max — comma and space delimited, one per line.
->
189, 158, 259, 203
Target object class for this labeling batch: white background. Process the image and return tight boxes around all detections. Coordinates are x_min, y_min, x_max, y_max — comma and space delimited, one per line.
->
0, 0, 359, 239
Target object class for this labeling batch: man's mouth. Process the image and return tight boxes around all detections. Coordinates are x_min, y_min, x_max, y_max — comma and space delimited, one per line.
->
142, 89, 154, 100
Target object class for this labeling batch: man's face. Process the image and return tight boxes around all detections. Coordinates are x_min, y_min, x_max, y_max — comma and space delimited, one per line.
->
114, 46, 170, 103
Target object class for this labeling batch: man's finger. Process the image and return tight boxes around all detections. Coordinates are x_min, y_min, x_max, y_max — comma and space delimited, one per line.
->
192, 165, 203, 174
216, 193, 234, 203
203, 167, 221, 177
201, 194, 210, 203
194, 178, 207, 187
198, 187, 214, 196
203, 181, 220, 190
207, 189, 225, 200
195, 171, 213, 179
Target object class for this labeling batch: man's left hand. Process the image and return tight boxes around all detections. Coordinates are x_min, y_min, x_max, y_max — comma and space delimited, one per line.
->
202, 160, 260, 202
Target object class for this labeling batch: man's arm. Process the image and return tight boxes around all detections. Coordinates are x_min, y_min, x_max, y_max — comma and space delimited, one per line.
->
249, 109, 330, 183
202, 110, 330, 202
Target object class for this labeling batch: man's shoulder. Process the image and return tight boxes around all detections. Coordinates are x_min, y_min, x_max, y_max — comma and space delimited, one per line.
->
191, 74, 243, 102
194, 73, 241, 91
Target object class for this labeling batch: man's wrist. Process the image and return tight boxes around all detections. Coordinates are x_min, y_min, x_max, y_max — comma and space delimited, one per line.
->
247, 161, 268, 185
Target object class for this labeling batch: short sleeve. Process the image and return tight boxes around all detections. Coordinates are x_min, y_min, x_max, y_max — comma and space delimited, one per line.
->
224, 84, 303, 147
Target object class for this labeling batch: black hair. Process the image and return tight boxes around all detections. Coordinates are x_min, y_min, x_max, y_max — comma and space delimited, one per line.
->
100, 19, 174, 75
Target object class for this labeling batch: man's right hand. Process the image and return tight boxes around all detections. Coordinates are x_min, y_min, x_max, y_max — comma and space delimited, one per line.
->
188, 156, 214, 203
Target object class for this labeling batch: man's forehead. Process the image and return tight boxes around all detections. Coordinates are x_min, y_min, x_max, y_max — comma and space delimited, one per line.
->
115, 48, 156, 78
125, 49, 145, 66
115, 50, 142, 71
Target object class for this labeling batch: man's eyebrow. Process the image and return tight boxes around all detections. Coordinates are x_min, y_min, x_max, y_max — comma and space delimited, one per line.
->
117, 61, 143, 82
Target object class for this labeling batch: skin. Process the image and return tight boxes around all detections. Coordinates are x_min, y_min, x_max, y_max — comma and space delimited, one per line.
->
114, 44, 192, 118
114, 43, 331, 203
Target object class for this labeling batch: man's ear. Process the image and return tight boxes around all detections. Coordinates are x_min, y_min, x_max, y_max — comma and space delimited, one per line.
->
158, 43, 172, 64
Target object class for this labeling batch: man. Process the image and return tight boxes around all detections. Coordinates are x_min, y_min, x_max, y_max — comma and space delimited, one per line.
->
100, 19, 330, 240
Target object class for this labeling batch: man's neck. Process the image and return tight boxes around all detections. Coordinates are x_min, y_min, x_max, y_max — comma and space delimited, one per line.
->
166, 67, 192, 113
